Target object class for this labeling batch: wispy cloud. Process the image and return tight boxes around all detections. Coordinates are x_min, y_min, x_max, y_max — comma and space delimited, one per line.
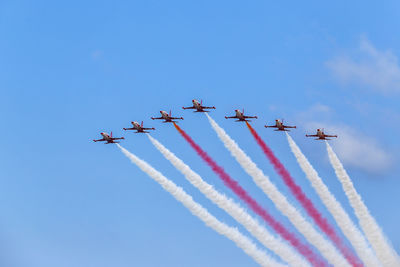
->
326, 38, 400, 94
298, 104, 393, 174
313, 122, 392, 173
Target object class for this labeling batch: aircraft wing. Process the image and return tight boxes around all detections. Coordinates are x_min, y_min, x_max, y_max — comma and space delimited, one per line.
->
265, 125, 278, 128
244, 116, 258, 119
142, 127, 155, 130
151, 117, 164, 120
170, 117, 183, 120
111, 137, 124, 141
325, 135, 337, 138
306, 134, 318, 137
182, 106, 195, 110
123, 127, 135, 130
202, 106, 216, 109
225, 116, 237, 119
283, 125, 296, 128
93, 138, 106, 142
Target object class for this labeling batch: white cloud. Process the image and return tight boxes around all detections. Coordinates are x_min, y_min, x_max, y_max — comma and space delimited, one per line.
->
305, 103, 332, 114
296, 103, 334, 123
306, 121, 393, 174
326, 38, 400, 94
297, 104, 394, 174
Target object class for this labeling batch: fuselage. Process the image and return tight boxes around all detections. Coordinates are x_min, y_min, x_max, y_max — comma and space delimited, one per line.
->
101, 132, 111, 140
160, 111, 171, 120
132, 121, 141, 130
193, 99, 201, 108
317, 129, 325, 139
192, 99, 206, 111
314, 129, 330, 139
275, 120, 284, 130
235, 109, 244, 119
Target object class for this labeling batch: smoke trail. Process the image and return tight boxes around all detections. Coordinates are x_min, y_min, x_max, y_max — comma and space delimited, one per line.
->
147, 135, 310, 267
326, 142, 400, 267
245, 122, 360, 267
286, 133, 381, 267
172, 123, 327, 267
116, 144, 284, 267
205, 113, 350, 267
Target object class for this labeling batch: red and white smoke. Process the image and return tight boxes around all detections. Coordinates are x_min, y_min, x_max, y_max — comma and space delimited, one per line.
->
246, 122, 361, 267
205, 113, 350, 267
116, 144, 282, 267
173, 122, 326, 266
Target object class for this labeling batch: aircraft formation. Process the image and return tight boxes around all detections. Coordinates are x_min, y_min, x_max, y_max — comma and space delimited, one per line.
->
92, 99, 400, 267
92, 99, 338, 143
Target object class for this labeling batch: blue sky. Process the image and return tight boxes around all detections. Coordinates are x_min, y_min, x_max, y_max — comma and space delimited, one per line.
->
1, 1, 399, 266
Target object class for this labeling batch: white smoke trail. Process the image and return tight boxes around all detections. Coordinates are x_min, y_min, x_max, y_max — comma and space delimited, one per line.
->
286, 133, 381, 267
205, 113, 350, 267
116, 144, 285, 267
326, 142, 400, 267
147, 135, 309, 267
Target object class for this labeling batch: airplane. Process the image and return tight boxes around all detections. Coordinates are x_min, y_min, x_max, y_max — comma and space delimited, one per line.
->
151, 110, 184, 123
93, 132, 125, 144
182, 99, 216, 112
123, 121, 155, 133
225, 109, 258, 122
306, 129, 338, 140
265, 119, 296, 131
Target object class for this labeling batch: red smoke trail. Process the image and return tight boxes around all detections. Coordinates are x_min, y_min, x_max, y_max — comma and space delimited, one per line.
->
245, 122, 362, 267
173, 123, 327, 267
